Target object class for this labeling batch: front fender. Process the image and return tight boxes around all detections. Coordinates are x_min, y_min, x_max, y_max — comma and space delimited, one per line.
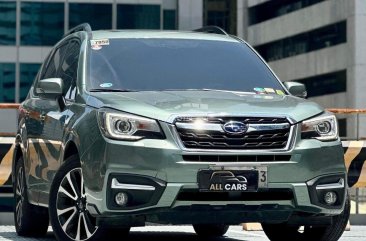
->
12, 133, 26, 184
61, 131, 82, 164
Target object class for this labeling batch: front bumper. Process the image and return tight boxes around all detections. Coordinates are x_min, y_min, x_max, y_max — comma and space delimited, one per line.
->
80, 122, 347, 226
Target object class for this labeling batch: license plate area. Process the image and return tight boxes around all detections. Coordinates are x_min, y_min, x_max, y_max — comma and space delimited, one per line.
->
197, 166, 267, 192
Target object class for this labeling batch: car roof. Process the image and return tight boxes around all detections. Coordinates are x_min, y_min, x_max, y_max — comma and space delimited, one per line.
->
90, 30, 239, 43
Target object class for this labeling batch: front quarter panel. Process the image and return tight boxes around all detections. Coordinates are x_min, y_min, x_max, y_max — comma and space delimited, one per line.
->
72, 106, 105, 189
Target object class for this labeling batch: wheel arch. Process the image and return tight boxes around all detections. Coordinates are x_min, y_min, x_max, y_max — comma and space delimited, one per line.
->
63, 140, 80, 162
12, 134, 25, 184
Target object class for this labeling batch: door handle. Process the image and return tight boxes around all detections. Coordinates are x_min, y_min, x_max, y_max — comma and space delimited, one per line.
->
39, 114, 46, 122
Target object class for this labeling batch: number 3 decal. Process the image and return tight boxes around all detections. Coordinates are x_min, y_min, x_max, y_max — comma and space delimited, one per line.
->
260, 171, 267, 182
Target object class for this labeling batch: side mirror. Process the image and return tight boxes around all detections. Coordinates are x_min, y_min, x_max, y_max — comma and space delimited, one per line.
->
283, 81, 307, 98
36, 78, 63, 99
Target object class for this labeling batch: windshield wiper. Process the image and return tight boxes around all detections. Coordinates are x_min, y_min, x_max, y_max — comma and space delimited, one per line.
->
89, 88, 135, 92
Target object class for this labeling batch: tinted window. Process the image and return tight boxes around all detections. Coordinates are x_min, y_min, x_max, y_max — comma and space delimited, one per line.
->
88, 39, 284, 93
0, 1, 16, 45
163, 10, 176, 30
294, 70, 347, 98
204, 0, 236, 34
20, 63, 41, 101
42, 43, 68, 80
255, 21, 347, 62
69, 3, 112, 30
338, 119, 347, 137
21, 2, 64, 46
117, 4, 160, 29
249, 0, 325, 25
39, 40, 79, 99
59, 40, 80, 99
0, 63, 15, 102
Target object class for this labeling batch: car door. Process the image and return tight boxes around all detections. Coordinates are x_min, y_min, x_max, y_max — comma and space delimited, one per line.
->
37, 39, 81, 203
26, 41, 69, 197
21, 46, 61, 200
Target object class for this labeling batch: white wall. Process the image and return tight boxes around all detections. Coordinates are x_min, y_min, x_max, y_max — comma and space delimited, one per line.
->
178, 0, 203, 30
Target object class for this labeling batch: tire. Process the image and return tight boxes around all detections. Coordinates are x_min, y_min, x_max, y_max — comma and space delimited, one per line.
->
14, 157, 49, 237
49, 155, 129, 241
262, 193, 351, 241
193, 224, 229, 237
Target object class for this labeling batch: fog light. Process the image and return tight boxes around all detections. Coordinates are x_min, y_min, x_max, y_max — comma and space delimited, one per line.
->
115, 192, 128, 206
324, 191, 337, 205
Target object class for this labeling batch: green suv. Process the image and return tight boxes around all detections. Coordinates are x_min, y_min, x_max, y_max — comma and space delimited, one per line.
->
12, 24, 349, 241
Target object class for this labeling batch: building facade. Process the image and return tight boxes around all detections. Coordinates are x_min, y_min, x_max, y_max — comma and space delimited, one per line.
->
239, 0, 366, 137
0, 0, 203, 103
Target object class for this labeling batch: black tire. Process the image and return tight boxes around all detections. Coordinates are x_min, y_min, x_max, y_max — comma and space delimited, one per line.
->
14, 157, 49, 237
262, 193, 351, 241
49, 155, 128, 241
193, 224, 229, 237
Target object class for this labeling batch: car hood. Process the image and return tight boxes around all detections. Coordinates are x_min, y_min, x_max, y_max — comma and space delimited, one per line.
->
86, 91, 323, 123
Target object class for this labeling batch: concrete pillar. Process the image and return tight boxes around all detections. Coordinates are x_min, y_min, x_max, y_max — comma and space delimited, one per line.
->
177, 0, 203, 30
236, 0, 246, 39
15, 0, 20, 103
348, 0, 366, 138
352, 0, 366, 108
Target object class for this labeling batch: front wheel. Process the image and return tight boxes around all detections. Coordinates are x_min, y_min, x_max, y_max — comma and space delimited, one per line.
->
262, 193, 350, 241
193, 224, 229, 237
49, 155, 108, 241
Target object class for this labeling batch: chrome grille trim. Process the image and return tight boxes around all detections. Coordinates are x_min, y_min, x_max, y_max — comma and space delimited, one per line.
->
169, 116, 297, 153
175, 122, 290, 133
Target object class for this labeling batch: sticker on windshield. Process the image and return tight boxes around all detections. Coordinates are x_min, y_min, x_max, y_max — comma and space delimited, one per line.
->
276, 90, 285, 95
91, 44, 102, 50
100, 83, 113, 88
90, 39, 109, 50
90, 39, 110, 46
264, 88, 275, 94
254, 87, 266, 94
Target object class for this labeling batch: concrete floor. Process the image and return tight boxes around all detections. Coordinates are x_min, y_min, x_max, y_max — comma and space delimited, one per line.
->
0, 225, 365, 241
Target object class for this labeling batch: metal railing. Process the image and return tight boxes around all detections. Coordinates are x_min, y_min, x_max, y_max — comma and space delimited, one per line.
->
327, 108, 366, 140
0, 104, 19, 214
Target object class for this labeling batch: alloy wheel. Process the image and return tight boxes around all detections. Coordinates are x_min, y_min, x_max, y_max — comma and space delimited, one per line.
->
15, 166, 25, 227
56, 168, 97, 241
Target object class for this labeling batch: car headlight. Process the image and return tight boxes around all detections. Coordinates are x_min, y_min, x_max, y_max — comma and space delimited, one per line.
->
97, 109, 164, 140
301, 113, 338, 141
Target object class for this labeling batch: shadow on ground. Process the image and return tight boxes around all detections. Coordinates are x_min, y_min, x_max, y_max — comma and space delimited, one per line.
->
0, 231, 252, 241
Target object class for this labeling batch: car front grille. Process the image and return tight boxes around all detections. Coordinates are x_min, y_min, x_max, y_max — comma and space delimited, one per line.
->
174, 116, 292, 150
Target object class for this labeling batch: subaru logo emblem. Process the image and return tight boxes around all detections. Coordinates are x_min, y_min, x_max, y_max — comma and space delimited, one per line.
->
223, 121, 248, 134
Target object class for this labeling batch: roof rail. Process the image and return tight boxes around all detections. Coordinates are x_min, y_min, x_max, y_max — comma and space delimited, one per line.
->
193, 26, 228, 36
64, 23, 92, 38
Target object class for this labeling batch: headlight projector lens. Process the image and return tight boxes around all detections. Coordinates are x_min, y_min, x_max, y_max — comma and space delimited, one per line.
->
115, 119, 132, 133
316, 121, 331, 134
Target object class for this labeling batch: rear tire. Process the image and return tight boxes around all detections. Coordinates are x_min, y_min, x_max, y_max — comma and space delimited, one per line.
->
262, 193, 350, 241
14, 157, 49, 237
193, 224, 229, 237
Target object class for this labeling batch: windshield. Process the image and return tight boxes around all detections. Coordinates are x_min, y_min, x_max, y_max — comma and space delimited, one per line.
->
87, 38, 285, 94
